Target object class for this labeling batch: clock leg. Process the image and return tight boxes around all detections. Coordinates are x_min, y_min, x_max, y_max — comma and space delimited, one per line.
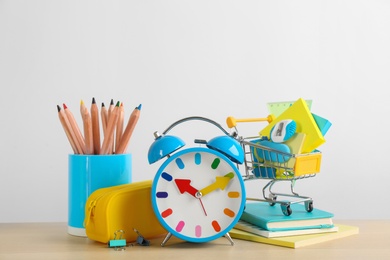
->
161, 232, 172, 247
224, 232, 235, 246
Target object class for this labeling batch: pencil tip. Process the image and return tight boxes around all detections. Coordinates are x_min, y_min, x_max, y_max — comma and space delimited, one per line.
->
80, 100, 84, 105
92, 97, 96, 104
63, 103, 68, 109
110, 99, 114, 105
137, 104, 142, 110
57, 105, 61, 112
116, 101, 120, 107
101, 102, 105, 107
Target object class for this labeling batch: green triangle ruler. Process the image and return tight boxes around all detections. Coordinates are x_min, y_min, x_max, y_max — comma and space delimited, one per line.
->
267, 100, 312, 117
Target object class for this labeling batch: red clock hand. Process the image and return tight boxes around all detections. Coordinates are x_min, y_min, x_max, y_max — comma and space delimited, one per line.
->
174, 179, 207, 216
174, 179, 199, 197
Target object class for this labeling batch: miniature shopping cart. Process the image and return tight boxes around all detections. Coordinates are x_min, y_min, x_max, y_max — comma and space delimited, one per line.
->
226, 115, 322, 216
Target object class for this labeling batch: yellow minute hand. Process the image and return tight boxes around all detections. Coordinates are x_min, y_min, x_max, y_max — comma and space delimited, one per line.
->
199, 172, 234, 197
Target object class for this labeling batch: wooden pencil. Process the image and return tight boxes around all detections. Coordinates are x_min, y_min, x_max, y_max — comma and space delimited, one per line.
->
91, 97, 101, 154
57, 105, 78, 154
107, 99, 115, 154
100, 101, 120, 155
115, 104, 142, 154
115, 102, 124, 153
100, 102, 108, 137
63, 103, 85, 154
80, 100, 93, 154
107, 99, 115, 118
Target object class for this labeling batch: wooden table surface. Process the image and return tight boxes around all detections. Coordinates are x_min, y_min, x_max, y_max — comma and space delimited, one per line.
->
0, 220, 389, 259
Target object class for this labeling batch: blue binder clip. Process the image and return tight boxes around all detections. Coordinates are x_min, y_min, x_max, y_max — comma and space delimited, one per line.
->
108, 230, 127, 250
134, 228, 150, 246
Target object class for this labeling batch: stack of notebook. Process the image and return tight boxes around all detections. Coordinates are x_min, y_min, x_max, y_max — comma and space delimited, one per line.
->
230, 202, 359, 248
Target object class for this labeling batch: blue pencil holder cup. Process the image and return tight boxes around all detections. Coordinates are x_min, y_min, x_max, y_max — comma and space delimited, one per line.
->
68, 154, 132, 237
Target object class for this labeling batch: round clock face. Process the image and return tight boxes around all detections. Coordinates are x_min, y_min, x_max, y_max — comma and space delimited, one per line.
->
151, 147, 246, 243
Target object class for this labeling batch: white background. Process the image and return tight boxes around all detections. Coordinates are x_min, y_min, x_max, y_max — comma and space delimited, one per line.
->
0, 0, 389, 222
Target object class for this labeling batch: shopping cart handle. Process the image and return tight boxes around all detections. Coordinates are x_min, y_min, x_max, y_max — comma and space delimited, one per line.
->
226, 115, 275, 128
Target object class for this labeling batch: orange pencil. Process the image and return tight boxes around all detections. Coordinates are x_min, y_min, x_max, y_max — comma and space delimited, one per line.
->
115, 104, 141, 154
80, 100, 93, 154
57, 105, 78, 154
63, 103, 85, 154
91, 97, 101, 154
100, 101, 120, 155
115, 102, 124, 153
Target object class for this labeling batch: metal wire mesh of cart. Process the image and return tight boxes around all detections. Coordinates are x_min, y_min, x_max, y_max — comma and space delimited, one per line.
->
239, 137, 322, 216
240, 137, 321, 181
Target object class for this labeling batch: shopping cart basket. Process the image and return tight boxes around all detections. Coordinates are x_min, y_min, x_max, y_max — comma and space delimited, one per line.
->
227, 115, 322, 216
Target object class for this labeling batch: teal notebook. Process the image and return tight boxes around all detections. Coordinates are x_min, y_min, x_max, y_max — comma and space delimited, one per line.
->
240, 202, 334, 231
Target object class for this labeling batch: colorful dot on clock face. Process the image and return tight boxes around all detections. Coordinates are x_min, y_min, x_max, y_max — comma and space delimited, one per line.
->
156, 191, 168, 198
223, 208, 235, 218
228, 191, 240, 198
161, 172, 172, 181
161, 208, 173, 218
195, 225, 202, 237
211, 158, 220, 169
211, 220, 221, 232
176, 221, 185, 232
195, 153, 201, 165
175, 158, 185, 169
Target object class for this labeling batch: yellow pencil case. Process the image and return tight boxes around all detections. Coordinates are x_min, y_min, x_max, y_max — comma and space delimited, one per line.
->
84, 180, 166, 243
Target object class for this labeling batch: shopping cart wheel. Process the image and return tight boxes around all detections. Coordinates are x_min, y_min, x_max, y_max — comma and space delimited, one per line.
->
305, 200, 314, 212
281, 203, 292, 216
268, 195, 277, 206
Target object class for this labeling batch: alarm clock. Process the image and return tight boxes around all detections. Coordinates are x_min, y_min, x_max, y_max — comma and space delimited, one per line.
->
148, 116, 246, 246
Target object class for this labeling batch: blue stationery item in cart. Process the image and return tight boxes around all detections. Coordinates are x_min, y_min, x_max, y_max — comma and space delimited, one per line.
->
240, 202, 334, 231
253, 166, 276, 178
250, 139, 291, 163
250, 139, 276, 178
250, 139, 288, 178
